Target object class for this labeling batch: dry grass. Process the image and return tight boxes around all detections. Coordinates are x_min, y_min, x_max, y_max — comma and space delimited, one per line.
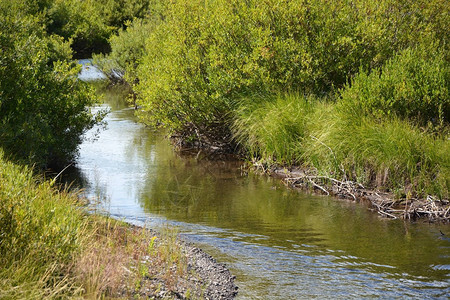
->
73, 218, 191, 299
73, 218, 131, 298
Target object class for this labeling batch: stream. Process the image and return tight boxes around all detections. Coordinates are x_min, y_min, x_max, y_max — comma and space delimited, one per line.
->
71, 62, 450, 299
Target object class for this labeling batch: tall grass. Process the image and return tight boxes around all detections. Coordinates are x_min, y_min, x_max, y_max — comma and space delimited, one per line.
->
0, 149, 89, 298
305, 106, 449, 198
233, 95, 449, 199
233, 93, 317, 165
0, 150, 192, 298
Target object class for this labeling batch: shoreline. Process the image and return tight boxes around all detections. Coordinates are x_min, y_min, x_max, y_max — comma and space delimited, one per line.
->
112, 223, 239, 299
176, 144, 449, 223
266, 166, 450, 223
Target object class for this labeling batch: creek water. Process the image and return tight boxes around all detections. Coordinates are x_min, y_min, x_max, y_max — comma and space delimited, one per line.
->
72, 69, 449, 298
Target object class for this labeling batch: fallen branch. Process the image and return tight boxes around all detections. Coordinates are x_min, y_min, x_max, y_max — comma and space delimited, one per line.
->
279, 171, 449, 222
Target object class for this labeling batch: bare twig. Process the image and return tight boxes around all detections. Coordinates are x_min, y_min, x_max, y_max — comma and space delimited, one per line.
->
280, 169, 448, 222
308, 178, 329, 195
378, 210, 397, 219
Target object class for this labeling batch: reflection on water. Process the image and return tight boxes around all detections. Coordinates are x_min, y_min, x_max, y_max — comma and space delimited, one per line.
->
78, 59, 107, 81
68, 85, 450, 299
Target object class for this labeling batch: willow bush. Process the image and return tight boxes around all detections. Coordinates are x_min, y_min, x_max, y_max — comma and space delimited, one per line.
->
93, 18, 157, 83
135, 0, 237, 144
99, 0, 449, 197
339, 43, 449, 129
0, 1, 104, 168
133, 0, 448, 143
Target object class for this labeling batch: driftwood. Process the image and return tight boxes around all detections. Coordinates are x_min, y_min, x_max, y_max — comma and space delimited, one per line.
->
269, 168, 450, 223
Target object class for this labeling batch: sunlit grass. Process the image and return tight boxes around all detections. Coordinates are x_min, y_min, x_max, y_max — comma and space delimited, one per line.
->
0, 150, 190, 298
306, 104, 449, 198
233, 94, 449, 199
233, 93, 316, 165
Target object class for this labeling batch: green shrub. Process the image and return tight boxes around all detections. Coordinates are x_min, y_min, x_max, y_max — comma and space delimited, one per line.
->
0, 3, 104, 167
135, 0, 448, 143
339, 44, 449, 128
93, 18, 157, 83
15, 0, 154, 58
40, 0, 112, 57
96, 0, 153, 30
135, 0, 235, 140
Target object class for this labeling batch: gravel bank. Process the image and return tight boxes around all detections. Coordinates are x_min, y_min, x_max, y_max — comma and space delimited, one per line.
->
127, 226, 238, 299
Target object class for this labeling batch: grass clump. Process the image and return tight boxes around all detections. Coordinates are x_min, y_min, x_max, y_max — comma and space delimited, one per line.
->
233, 92, 449, 199
233, 94, 317, 165
0, 149, 88, 298
304, 108, 449, 199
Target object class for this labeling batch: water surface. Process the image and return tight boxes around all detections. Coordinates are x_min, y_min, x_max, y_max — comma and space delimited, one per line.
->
69, 83, 449, 299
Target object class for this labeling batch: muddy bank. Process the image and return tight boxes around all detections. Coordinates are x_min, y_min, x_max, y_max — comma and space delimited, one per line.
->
264, 166, 450, 223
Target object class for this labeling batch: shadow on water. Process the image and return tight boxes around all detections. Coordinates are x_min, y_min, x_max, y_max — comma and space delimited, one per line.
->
68, 65, 450, 299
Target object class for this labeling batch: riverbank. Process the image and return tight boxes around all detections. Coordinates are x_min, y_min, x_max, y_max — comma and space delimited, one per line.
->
93, 222, 238, 299
169, 89, 449, 223
125, 225, 238, 299
63, 85, 450, 299
268, 166, 450, 223
0, 151, 237, 299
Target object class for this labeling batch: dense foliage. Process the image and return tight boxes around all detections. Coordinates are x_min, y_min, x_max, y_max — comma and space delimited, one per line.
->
93, 18, 156, 83
11, 0, 154, 58
105, 0, 448, 142
340, 44, 449, 128
97, 0, 449, 197
0, 1, 105, 167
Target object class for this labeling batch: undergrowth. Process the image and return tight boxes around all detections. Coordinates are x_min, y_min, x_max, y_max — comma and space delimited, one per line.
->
232, 43, 449, 200
233, 93, 317, 165
233, 94, 449, 200
0, 149, 88, 298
